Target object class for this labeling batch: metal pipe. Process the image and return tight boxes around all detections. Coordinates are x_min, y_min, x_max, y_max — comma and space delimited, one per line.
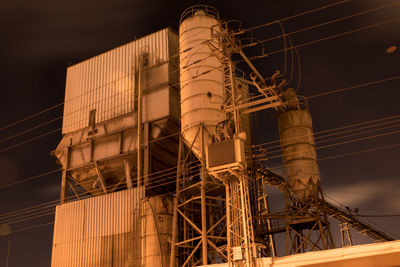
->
169, 137, 183, 267
60, 146, 69, 204
200, 125, 208, 265
137, 62, 143, 193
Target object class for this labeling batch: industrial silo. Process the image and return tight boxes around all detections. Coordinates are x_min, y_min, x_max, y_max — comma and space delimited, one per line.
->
179, 6, 225, 157
278, 89, 320, 202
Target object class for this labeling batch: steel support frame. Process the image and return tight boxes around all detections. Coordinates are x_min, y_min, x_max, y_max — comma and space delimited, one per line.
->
254, 175, 276, 257
284, 186, 335, 255
221, 168, 257, 267
339, 222, 353, 247
170, 127, 227, 267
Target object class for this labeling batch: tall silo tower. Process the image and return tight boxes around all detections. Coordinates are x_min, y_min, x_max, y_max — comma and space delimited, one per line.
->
170, 5, 257, 267
277, 88, 334, 254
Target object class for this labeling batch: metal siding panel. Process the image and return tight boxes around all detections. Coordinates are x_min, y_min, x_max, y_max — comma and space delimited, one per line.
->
62, 28, 175, 134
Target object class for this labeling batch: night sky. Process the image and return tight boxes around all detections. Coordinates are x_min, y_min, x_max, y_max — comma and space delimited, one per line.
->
0, 0, 399, 265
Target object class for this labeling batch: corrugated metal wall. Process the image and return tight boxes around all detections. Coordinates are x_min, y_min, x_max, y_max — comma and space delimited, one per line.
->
62, 28, 179, 134
51, 188, 142, 267
51, 189, 174, 267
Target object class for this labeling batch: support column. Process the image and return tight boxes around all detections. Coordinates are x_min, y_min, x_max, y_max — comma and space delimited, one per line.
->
124, 159, 133, 189
200, 125, 208, 265
137, 63, 143, 193
60, 146, 69, 204
169, 137, 183, 267
143, 122, 150, 188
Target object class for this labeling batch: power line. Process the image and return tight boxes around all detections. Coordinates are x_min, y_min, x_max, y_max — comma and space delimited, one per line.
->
267, 143, 400, 172
3, 133, 398, 226
1, 14, 396, 146
324, 194, 400, 239
245, 17, 400, 61
308, 75, 400, 99
0, 0, 366, 140
0, 169, 60, 190
1, 139, 397, 234
0, 131, 181, 191
8, 221, 54, 235
242, 1, 400, 48
0, 103, 63, 133
0, 128, 61, 154
263, 128, 400, 160
0, 161, 201, 224
0, 116, 62, 144
261, 121, 400, 155
240, 0, 349, 33
2, 72, 397, 158
254, 113, 400, 148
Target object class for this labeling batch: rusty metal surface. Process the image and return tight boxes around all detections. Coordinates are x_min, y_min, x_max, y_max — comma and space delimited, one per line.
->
277, 109, 320, 201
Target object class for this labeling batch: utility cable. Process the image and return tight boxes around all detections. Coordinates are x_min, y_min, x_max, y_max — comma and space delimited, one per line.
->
262, 128, 400, 160
256, 119, 400, 155
2, 71, 396, 157
0, 103, 63, 133
254, 113, 400, 148
307, 75, 400, 99
0, 161, 201, 224
0, 0, 357, 137
0, 116, 62, 144
242, 1, 400, 48
246, 17, 400, 61
0, 0, 387, 139
8, 221, 54, 235
324, 194, 400, 239
0, 170, 200, 225
240, 0, 349, 33
0, 128, 61, 154
0, 169, 61, 190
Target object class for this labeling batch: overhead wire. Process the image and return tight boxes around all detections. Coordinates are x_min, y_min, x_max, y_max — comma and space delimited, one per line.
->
1, 0, 399, 236
0, 2, 396, 150
255, 117, 400, 155
1, 135, 398, 234
0, 166, 201, 226
2, 70, 397, 158
239, 0, 350, 33
324, 193, 400, 239
260, 128, 400, 160
242, 1, 400, 48
2, 118, 399, 226
0, 160, 201, 224
246, 17, 400, 61
0, 103, 63, 133
0, 0, 377, 140
1, 75, 398, 196
254, 113, 400, 148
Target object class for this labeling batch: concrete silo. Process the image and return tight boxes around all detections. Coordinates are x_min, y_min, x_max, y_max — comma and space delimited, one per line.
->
179, 6, 225, 158
278, 89, 320, 202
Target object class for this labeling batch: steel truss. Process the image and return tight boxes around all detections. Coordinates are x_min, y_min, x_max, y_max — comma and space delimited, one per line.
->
212, 168, 258, 267
284, 186, 335, 254
170, 128, 227, 266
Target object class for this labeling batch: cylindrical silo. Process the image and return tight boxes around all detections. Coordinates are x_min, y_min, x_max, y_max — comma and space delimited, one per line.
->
278, 90, 320, 202
179, 6, 225, 157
